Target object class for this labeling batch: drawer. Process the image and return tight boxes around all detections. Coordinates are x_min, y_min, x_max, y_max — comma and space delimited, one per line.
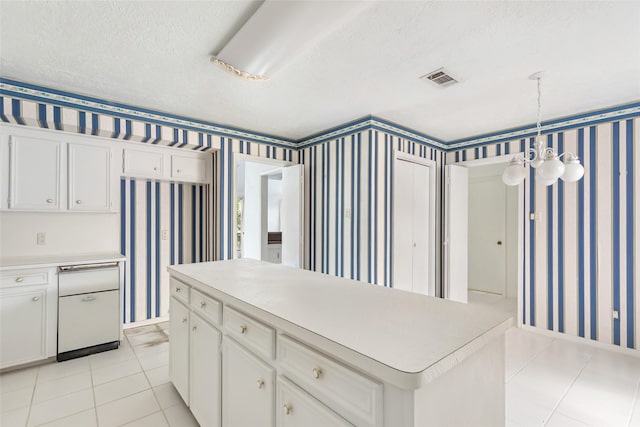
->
190, 288, 221, 326
0, 269, 49, 288
223, 306, 275, 360
58, 267, 119, 296
277, 335, 383, 427
170, 278, 190, 305
277, 376, 353, 427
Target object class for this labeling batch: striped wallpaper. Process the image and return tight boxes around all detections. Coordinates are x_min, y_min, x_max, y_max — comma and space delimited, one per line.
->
447, 119, 639, 349
299, 130, 445, 290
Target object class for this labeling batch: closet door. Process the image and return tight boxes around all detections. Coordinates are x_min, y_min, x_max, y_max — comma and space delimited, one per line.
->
411, 163, 430, 295
393, 160, 414, 292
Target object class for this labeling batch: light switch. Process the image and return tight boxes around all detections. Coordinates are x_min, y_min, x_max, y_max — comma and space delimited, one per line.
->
161, 230, 168, 241
37, 232, 46, 245
613, 310, 620, 320
345, 208, 352, 219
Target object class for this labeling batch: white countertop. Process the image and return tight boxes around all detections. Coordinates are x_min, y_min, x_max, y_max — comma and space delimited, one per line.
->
169, 259, 513, 389
0, 252, 126, 270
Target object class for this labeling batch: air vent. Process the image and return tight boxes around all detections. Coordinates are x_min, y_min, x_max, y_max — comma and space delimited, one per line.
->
420, 68, 458, 87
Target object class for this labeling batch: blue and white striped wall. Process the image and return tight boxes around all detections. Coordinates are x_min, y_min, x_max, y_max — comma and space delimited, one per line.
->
447, 119, 639, 349
299, 130, 446, 290
120, 179, 208, 323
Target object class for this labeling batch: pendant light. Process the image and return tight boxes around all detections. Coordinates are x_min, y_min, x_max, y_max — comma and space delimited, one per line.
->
502, 72, 585, 186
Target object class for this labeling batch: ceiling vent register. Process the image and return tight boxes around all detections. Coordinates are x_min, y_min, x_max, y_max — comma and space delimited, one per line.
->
421, 68, 458, 87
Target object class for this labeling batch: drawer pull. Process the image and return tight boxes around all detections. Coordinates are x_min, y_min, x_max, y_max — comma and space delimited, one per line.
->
312, 367, 322, 379
82, 296, 96, 302
175, 287, 182, 293
32, 296, 40, 302
283, 404, 292, 415
76, 200, 82, 204
46, 198, 53, 203
192, 326, 197, 332
200, 301, 206, 309
153, 167, 159, 171
182, 316, 187, 323
240, 324, 247, 334
176, 169, 181, 173
15, 277, 24, 283
257, 379, 265, 389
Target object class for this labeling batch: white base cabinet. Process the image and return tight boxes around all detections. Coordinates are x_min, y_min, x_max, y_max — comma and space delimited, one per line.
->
169, 297, 190, 404
190, 313, 222, 427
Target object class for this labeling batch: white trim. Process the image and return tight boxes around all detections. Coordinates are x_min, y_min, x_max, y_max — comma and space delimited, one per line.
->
123, 315, 169, 329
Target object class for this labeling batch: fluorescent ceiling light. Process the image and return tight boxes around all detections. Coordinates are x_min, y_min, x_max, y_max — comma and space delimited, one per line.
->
211, 0, 370, 81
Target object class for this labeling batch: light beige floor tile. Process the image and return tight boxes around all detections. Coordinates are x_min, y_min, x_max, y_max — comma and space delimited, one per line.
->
133, 341, 169, 358
94, 372, 150, 406
33, 371, 92, 403
163, 401, 198, 427
37, 358, 90, 383
89, 346, 136, 370
27, 388, 94, 427
145, 365, 169, 387
96, 389, 160, 427
39, 408, 97, 427
122, 410, 169, 427
1, 385, 33, 412
0, 366, 39, 393
138, 351, 169, 372
91, 358, 142, 385
505, 328, 554, 382
1, 406, 29, 426
124, 325, 160, 336
127, 331, 167, 347
153, 383, 182, 409
545, 411, 589, 427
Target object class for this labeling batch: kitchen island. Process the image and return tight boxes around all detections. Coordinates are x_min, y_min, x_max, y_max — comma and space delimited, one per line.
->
168, 259, 513, 427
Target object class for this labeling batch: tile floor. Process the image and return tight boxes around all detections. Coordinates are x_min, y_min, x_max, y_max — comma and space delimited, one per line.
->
1, 318, 640, 426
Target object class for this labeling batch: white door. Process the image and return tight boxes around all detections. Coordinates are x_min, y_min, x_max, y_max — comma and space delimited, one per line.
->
222, 337, 275, 427
9, 136, 62, 210
0, 289, 46, 368
68, 144, 111, 211
169, 298, 190, 404
393, 160, 430, 295
445, 165, 469, 303
190, 314, 222, 427
281, 165, 304, 268
468, 176, 506, 295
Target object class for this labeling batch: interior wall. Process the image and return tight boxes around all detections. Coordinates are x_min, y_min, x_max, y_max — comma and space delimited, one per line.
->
299, 130, 445, 290
268, 178, 282, 232
447, 118, 639, 350
505, 184, 518, 299
242, 162, 278, 260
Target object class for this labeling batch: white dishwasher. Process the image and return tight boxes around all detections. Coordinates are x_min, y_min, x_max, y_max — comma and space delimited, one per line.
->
57, 262, 120, 361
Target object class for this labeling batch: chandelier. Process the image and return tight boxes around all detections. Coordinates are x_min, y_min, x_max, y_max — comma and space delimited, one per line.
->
502, 72, 584, 186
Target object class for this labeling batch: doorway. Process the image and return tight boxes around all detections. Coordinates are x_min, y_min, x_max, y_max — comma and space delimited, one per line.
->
445, 155, 524, 323
233, 154, 303, 267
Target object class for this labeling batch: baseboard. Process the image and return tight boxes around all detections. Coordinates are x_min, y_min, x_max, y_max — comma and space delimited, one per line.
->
520, 325, 640, 358
123, 316, 169, 330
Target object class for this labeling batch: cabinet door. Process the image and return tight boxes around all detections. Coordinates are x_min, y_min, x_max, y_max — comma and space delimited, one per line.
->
123, 149, 164, 179
222, 337, 275, 427
0, 288, 46, 369
277, 377, 353, 427
190, 314, 222, 427
68, 143, 111, 211
172, 155, 206, 183
9, 136, 62, 210
170, 297, 190, 405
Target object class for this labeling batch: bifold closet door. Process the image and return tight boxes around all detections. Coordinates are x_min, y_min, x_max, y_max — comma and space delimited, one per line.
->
411, 163, 429, 295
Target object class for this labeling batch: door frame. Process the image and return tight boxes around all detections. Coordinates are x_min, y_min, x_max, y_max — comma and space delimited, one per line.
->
447, 153, 526, 327
231, 153, 290, 260
393, 151, 437, 296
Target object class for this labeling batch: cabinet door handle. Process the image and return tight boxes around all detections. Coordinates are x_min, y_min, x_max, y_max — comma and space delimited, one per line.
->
239, 324, 247, 334
176, 169, 181, 173
192, 325, 197, 332
15, 277, 24, 283
200, 301, 206, 309
312, 367, 322, 379
76, 200, 82, 204
46, 199, 53, 203
153, 167, 159, 171
175, 287, 181, 293
182, 317, 188, 323
82, 296, 96, 302
32, 296, 40, 302
257, 379, 264, 389
283, 404, 292, 415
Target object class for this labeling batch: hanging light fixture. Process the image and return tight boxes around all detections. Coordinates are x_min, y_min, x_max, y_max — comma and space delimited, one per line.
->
502, 72, 585, 186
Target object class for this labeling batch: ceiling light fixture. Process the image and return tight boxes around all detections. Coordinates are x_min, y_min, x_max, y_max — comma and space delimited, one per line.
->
210, 0, 370, 81
502, 72, 584, 186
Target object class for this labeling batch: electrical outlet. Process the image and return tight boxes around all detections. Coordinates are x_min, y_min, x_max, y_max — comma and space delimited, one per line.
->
161, 230, 168, 241
37, 232, 46, 245
613, 310, 620, 320
345, 208, 352, 219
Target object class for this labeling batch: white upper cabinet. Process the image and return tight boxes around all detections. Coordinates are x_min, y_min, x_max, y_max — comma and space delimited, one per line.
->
122, 148, 164, 179
9, 136, 63, 210
68, 143, 111, 211
172, 155, 207, 183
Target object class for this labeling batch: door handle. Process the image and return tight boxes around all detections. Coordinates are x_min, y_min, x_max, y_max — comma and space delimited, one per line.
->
497, 241, 503, 245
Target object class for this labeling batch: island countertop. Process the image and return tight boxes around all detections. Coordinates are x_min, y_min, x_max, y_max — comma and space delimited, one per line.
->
168, 259, 513, 389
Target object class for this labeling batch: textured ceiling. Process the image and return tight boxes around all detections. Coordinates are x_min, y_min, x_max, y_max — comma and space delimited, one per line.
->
1, 1, 639, 142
